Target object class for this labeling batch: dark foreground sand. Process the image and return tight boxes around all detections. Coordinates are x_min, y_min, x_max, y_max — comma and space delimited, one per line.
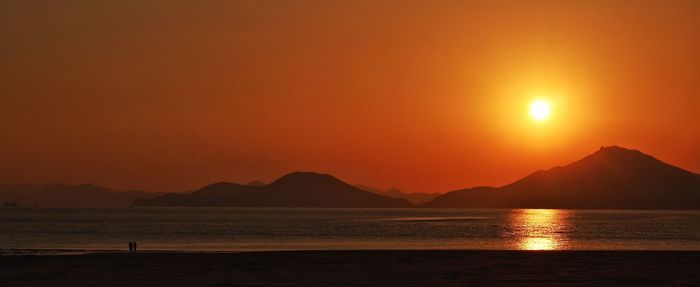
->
1, 250, 699, 286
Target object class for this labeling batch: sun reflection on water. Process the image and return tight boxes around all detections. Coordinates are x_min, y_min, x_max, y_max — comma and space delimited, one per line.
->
508, 209, 571, 250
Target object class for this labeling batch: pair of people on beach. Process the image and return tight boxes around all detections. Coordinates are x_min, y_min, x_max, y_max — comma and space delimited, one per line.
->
128, 241, 138, 254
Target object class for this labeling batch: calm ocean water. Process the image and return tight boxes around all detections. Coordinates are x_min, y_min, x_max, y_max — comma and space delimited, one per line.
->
1, 208, 699, 253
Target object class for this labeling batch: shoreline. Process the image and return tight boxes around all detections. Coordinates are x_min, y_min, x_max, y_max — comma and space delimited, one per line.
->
5, 247, 700, 256
2, 250, 699, 286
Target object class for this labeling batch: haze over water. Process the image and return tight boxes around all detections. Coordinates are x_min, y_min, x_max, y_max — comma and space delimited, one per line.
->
2, 208, 699, 253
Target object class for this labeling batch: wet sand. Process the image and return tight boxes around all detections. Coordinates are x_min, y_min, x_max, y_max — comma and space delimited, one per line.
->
1, 250, 699, 286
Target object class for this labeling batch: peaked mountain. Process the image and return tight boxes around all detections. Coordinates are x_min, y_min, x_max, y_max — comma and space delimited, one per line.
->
133, 172, 412, 208
356, 185, 440, 204
0, 184, 158, 208
424, 146, 700, 209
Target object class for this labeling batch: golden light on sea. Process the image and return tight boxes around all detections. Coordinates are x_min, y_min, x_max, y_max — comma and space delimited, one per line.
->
508, 209, 571, 251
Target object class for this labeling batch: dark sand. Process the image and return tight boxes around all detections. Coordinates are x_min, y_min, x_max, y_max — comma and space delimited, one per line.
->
1, 250, 699, 286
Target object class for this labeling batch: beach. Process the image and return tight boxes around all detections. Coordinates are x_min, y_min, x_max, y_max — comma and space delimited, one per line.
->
2, 250, 699, 286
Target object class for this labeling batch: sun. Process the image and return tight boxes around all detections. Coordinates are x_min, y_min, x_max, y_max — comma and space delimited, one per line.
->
529, 99, 551, 121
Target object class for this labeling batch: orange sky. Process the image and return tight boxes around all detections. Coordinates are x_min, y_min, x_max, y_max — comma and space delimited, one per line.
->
1, 0, 699, 193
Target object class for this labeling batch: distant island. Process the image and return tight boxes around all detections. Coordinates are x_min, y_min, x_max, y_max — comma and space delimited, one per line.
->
355, 185, 440, 204
2, 146, 699, 209
132, 172, 411, 208
0, 184, 158, 208
134, 146, 700, 209
424, 146, 700, 209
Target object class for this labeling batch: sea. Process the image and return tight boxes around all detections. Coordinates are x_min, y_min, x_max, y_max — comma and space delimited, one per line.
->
1, 208, 699, 254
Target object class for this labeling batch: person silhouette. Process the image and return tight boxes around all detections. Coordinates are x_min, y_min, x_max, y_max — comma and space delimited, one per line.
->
133, 241, 138, 254
128, 241, 133, 254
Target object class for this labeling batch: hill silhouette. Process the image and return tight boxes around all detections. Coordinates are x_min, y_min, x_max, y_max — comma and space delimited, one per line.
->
5, 146, 698, 209
0, 184, 158, 208
246, 180, 266, 187
355, 185, 440, 204
424, 146, 700, 209
133, 172, 412, 208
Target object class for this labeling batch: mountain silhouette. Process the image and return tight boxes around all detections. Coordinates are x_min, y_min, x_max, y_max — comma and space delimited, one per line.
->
6, 146, 698, 209
246, 180, 266, 187
355, 185, 440, 204
0, 184, 158, 208
133, 172, 412, 208
424, 146, 700, 209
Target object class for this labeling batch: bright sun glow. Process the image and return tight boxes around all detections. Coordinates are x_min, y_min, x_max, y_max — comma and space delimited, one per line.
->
530, 99, 551, 121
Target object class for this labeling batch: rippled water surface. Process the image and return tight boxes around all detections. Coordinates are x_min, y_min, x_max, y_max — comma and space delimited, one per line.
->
1, 208, 699, 252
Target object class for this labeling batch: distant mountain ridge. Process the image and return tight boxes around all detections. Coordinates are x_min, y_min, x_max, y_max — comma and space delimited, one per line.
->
0, 184, 158, 208
4, 146, 699, 209
423, 146, 700, 209
133, 172, 412, 208
246, 180, 266, 187
355, 185, 440, 204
